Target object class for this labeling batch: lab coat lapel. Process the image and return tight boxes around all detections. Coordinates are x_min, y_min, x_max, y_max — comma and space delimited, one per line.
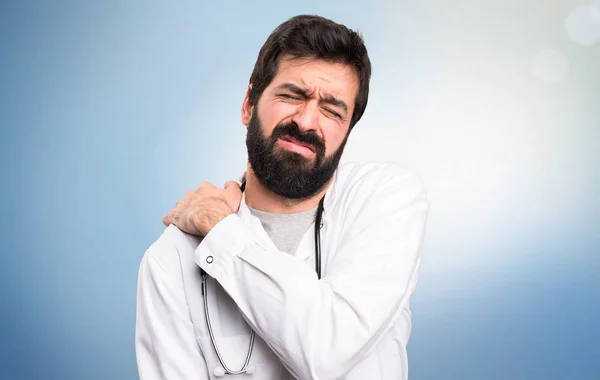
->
237, 193, 279, 252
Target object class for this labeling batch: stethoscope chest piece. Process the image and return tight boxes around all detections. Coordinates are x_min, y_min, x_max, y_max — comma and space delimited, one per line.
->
213, 364, 256, 377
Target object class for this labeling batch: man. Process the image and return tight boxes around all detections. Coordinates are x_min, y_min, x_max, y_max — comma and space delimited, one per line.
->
136, 14, 429, 380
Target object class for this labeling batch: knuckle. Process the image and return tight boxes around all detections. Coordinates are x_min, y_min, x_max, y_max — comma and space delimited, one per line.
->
225, 181, 240, 190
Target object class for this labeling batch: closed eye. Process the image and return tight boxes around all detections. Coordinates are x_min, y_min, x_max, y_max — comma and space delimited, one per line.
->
323, 107, 342, 119
278, 93, 301, 100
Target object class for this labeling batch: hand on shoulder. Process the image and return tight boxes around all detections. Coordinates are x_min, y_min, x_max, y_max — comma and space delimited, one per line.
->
162, 181, 242, 236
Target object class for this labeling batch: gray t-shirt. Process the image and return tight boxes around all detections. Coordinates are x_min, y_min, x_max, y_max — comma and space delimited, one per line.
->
247, 205, 318, 254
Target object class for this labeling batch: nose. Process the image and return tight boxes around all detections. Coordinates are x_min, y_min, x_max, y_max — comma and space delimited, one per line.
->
291, 100, 320, 134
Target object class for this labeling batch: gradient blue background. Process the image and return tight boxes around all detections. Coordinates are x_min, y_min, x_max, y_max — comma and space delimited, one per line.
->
1, 1, 598, 379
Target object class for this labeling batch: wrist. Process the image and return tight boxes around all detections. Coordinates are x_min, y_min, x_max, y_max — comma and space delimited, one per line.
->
195, 202, 233, 236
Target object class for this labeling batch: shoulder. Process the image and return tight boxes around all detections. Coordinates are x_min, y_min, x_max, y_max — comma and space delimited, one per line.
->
334, 161, 428, 203
140, 225, 203, 277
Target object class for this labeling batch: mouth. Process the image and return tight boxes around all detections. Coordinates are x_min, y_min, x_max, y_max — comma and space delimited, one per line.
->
278, 136, 316, 157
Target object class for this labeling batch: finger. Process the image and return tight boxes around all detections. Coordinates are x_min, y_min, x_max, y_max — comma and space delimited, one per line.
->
198, 181, 216, 191
224, 181, 242, 197
163, 204, 179, 225
163, 199, 180, 225
223, 181, 242, 212
224, 181, 241, 191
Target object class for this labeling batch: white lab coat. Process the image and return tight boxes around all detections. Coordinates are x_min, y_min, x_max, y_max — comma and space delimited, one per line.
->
135, 161, 429, 380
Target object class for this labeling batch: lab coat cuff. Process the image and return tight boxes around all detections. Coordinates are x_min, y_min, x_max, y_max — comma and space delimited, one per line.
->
194, 214, 249, 280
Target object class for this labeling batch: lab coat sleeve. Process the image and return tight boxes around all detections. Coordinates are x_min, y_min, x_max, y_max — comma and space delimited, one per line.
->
195, 166, 429, 380
135, 240, 210, 380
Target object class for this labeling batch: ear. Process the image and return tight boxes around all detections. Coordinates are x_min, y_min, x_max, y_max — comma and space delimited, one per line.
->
241, 84, 254, 127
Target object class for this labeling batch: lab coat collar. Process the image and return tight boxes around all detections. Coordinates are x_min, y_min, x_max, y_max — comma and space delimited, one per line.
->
236, 170, 339, 220
235, 171, 339, 258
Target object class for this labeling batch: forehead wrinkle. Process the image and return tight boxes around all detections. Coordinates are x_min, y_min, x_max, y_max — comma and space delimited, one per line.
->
294, 81, 345, 104
275, 81, 349, 116
270, 59, 356, 115
319, 91, 348, 114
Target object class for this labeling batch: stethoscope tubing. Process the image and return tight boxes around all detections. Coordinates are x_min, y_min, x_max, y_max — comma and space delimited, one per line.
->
202, 276, 256, 375
200, 180, 325, 375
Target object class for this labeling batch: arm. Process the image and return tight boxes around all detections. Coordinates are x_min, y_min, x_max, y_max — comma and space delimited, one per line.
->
196, 169, 429, 380
135, 239, 210, 380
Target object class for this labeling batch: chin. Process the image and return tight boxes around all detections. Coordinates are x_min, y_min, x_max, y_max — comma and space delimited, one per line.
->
275, 148, 314, 164
280, 154, 318, 171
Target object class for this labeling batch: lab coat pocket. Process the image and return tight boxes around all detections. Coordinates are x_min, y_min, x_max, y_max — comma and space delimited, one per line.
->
196, 333, 284, 379
194, 277, 284, 379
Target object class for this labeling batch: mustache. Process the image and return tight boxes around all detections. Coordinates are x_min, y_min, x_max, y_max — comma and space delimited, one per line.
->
270, 123, 326, 155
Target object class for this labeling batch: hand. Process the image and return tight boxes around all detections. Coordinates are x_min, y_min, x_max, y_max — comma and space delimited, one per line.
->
162, 181, 242, 236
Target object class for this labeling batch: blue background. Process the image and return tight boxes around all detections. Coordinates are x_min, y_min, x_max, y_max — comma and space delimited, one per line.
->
1, 1, 598, 379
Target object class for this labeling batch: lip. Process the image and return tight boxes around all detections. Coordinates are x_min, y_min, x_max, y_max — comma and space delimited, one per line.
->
278, 136, 316, 157
279, 136, 315, 152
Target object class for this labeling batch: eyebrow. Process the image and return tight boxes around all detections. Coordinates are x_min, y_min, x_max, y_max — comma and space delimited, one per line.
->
274, 83, 349, 116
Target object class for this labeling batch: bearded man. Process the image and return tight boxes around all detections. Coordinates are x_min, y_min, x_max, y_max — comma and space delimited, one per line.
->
135, 14, 429, 380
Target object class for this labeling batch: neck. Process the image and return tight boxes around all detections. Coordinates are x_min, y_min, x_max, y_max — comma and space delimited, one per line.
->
243, 164, 331, 214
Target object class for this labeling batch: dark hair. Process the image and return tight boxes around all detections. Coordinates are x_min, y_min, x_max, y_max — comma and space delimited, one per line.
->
248, 14, 372, 129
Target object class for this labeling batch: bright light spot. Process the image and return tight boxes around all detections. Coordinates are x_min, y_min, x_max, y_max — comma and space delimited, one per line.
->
565, 4, 600, 45
531, 49, 569, 84
591, 0, 600, 22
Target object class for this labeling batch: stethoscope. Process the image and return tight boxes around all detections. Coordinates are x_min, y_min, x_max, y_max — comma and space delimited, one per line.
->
200, 181, 325, 377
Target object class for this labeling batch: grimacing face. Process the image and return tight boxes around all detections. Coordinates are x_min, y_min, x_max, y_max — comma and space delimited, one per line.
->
242, 56, 360, 199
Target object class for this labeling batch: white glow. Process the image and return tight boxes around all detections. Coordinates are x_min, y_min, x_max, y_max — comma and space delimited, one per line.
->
531, 49, 569, 84
344, 79, 549, 257
591, 0, 600, 22
565, 4, 600, 45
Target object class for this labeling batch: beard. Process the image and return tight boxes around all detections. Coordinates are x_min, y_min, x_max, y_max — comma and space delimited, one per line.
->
246, 111, 348, 200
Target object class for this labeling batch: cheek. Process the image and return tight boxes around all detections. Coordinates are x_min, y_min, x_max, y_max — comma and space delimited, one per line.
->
255, 104, 282, 135
265, 101, 297, 124
323, 126, 348, 155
